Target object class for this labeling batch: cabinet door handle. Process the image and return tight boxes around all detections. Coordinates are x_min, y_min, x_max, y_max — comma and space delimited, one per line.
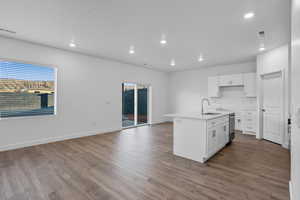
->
224, 126, 226, 131
212, 130, 216, 137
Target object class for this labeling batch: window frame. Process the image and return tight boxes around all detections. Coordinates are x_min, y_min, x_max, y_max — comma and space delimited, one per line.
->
0, 58, 58, 120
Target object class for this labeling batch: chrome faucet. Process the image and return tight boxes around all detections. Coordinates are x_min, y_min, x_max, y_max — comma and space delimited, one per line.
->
201, 98, 210, 115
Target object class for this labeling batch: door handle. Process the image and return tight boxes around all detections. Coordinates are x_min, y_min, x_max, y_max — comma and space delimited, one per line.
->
262, 109, 266, 112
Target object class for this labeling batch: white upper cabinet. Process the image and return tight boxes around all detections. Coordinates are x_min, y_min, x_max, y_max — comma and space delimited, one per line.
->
243, 73, 257, 97
208, 76, 220, 97
219, 74, 243, 86
207, 73, 257, 98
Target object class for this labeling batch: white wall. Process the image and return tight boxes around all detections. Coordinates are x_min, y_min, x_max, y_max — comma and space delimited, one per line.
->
168, 62, 256, 113
256, 45, 290, 148
291, 0, 300, 199
0, 36, 169, 151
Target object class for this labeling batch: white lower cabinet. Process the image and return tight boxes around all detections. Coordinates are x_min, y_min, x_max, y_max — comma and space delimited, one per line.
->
171, 114, 230, 163
207, 128, 218, 157
219, 122, 229, 145
206, 116, 229, 160
242, 110, 257, 135
217, 124, 225, 149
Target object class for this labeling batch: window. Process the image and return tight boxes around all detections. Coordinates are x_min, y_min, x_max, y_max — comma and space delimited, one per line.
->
0, 60, 56, 119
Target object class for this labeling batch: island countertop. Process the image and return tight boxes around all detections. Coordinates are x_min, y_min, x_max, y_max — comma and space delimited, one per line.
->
165, 111, 231, 120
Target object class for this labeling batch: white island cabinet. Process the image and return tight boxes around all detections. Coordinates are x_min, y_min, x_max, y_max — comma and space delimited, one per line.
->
165, 113, 230, 163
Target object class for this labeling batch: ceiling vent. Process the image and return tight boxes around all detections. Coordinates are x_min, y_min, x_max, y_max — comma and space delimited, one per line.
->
0, 28, 16, 34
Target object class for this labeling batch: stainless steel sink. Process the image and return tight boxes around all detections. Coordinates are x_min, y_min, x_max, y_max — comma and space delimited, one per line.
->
203, 112, 221, 115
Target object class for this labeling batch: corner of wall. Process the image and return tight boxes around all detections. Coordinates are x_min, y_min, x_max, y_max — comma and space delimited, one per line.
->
289, 181, 294, 200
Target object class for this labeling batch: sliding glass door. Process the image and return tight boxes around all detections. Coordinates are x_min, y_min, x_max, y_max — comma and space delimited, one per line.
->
137, 85, 148, 125
122, 83, 148, 128
122, 83, 135, 127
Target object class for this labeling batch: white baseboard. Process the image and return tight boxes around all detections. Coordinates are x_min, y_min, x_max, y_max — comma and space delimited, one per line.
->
151, 120, 171, 125
282, 142, 290, 149
0, 127, 121, 152
0, 121, 170, 152
290, 181, 294, 200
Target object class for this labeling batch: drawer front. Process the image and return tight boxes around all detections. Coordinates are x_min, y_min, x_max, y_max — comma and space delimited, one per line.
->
243, 111, 257, 127
245, 117, 255, 123
244, 125, 256, 132
245, 111, 255, 116
243, 120, 256, 131
207, 116, 228, 128
207, 120, 217, 128
244, 111, 257, 118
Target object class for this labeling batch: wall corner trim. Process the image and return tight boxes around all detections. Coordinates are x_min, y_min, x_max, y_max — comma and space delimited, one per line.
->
290, 181, 294, 200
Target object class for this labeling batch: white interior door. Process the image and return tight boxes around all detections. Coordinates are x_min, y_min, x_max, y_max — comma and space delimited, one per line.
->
291, 1, 300, 198
262, 73, 283, 144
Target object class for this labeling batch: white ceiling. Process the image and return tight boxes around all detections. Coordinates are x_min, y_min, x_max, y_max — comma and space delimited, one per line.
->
0, 0, 290, 71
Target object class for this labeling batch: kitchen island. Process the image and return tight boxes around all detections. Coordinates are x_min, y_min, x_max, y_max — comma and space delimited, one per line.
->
166, 112, 231, 163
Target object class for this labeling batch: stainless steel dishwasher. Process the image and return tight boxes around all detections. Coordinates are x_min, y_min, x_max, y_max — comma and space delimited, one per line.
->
228, 113, 235, 145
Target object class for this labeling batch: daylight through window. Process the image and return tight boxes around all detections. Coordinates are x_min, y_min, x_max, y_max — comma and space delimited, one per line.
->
0, 61, 56, 119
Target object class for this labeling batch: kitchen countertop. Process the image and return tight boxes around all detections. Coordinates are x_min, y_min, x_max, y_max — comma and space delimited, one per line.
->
165, 111, 232, 120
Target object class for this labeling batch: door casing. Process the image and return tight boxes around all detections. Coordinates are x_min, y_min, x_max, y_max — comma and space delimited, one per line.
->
261, 72, 284, 144
122, 82, 151, 128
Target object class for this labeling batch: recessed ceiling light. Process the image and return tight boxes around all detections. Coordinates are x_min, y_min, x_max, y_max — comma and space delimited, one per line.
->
160, 34, 167, 46
259, 47, 265, 52
244, 12, 255, 19
69, 42, 76, 48
160, 39, 167, 45
129, 45, 135, 54
170, 59, 176, 66
198, 55, 204, 62
259, 42, 265, 51
259, 44, 265, 51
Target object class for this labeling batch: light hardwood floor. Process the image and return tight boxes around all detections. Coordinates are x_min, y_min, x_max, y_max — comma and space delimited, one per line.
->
0, 123, 290, 200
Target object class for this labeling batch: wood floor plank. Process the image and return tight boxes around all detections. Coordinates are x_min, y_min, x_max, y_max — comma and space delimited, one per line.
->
0, 123, 290, 200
